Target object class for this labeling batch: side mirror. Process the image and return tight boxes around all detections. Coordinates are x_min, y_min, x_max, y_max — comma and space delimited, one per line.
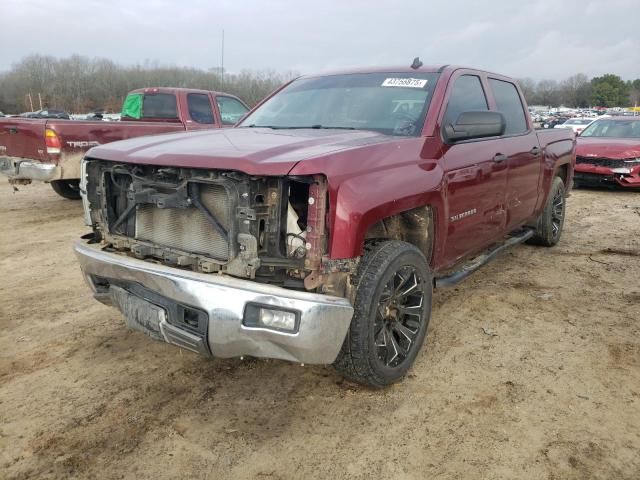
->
444, 111, 506, 142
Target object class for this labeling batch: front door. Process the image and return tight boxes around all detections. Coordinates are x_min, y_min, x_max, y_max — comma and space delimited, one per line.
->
440, 73, 508, 264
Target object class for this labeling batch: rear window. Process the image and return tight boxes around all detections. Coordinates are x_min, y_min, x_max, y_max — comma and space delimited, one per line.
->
142, 93, 178, 119
142, 94, 178, 119
489, 79, 528, 135
121, 93, 179, 120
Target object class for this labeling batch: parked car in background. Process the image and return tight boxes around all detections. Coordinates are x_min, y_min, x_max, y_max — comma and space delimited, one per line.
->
542, 116, 571, 129
77, 110, 122, 122
554, 117, 594, 135
84, 110, 107, 121
610, 111, 640, 117
575, 116, 640, 188
75, 64, 575, 387
0, 87, 249, 199
22, 109, 71, 120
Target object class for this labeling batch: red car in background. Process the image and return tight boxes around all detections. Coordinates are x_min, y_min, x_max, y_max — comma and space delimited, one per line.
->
575, 116, 640, 189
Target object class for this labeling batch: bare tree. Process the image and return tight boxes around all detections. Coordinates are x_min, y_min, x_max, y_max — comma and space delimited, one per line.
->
560, 73, 591, 107
0, 54, 297, 114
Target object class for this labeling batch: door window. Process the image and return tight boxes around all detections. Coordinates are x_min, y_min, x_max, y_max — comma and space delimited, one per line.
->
187, 93, 215, 124
489, 79, 528, 135
216, 96, 249, 125
443, 75, 488, 127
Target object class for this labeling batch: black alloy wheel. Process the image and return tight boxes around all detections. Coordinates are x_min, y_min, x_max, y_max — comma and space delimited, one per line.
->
334, 240, 433, 387
527, 176, 566, 247
551, 186, 565, 240
374, 266, 426, 368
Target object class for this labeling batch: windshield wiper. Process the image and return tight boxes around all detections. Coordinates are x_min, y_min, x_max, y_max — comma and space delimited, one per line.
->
238, 125, 308, 130
309, 125, 356, 130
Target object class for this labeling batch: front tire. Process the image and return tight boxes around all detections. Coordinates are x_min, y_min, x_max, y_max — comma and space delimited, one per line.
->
50, 179, 81, 200
333, 240, 433, 388
527, 176, 566, 246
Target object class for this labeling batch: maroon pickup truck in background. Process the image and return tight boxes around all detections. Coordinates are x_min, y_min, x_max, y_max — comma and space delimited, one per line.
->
0, 87, 249, 198
75, 64, 575, 387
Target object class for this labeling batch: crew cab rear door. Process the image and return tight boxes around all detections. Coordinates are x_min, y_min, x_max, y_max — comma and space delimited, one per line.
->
486, 77, 543, 230
441, 72, 508, 263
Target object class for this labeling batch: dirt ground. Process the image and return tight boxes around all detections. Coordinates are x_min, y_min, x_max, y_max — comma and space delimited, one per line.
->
0, 181, 639, 480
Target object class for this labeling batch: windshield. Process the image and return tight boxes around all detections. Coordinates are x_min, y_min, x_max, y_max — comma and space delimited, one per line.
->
238, 72, 440, 136
580, 119, 640, 138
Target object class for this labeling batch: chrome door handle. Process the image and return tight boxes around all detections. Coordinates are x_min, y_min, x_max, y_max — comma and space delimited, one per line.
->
493, 153, 508, 162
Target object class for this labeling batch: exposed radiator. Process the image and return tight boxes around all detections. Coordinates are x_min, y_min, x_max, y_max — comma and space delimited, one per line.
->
134, 183, 231, 261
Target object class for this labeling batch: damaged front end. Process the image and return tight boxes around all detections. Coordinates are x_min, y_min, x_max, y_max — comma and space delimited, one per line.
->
77, 158, 355, 364
575, 155, 640, 188
81, 158, 351, 295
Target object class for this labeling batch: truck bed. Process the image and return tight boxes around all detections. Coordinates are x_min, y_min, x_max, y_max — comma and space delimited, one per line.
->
0, 117, 185, 167
0, 87, 249, 189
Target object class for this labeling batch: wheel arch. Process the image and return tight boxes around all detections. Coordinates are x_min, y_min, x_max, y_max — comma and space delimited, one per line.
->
323, 158, 446, 263
363, 205, 436, 266
555, 162, 570, 188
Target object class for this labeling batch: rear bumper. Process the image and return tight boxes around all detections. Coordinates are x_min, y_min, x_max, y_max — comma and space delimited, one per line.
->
0, 156, 59, 182
0, 153, 82, 182
575, 164, 640, 188
74, 240, 354, 364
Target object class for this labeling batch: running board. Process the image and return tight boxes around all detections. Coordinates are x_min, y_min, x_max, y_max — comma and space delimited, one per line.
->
435, 229, 535, 288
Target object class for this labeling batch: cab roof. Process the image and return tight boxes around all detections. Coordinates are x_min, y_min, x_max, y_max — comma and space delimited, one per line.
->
299, 65, 515, 82
128, 87, 232, 97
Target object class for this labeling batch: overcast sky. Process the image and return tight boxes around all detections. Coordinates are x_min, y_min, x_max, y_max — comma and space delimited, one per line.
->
1, 0, 639, 80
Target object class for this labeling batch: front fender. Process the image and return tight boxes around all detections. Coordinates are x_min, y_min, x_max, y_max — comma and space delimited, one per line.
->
327, 162, 445, 259
538, 136, 575, 211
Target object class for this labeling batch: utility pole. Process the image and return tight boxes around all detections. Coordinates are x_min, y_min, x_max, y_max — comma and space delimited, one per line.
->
221, 29, 225, 87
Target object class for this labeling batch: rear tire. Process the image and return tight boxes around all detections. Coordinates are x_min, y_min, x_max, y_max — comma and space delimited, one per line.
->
333, 240, 433, 388
527, 176, 566, 246
50, 179, 81, 200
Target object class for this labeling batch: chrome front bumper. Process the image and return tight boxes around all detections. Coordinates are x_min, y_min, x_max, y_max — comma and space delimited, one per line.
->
74, 240, 354, 364
0, 156, 59, 182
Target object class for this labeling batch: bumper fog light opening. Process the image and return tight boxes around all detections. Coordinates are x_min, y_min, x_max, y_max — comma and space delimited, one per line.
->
243, 303, 300, 334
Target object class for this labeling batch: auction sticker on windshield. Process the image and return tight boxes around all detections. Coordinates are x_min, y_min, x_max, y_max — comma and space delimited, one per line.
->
382, 78, 428, 88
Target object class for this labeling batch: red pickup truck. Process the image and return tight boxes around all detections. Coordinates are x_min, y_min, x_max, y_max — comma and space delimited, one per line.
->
0, 87, 248, 198
75, 65, 575, 387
